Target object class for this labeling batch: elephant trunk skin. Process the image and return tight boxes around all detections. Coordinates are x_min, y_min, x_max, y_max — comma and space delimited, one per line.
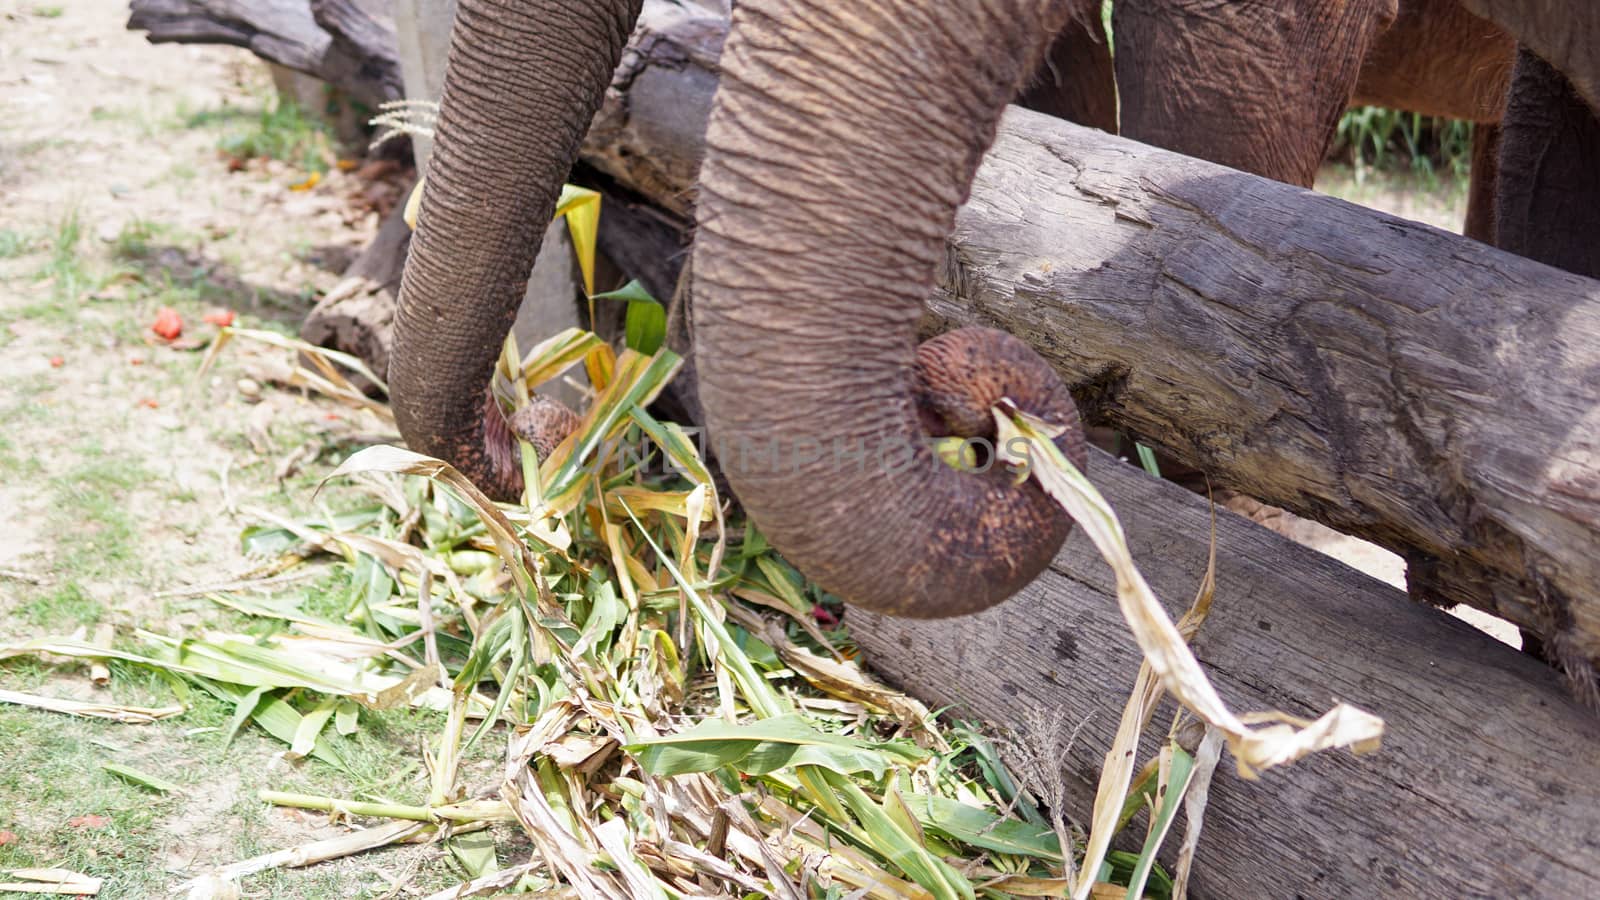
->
693, 1, 1087, 618
391, 0, 643, 500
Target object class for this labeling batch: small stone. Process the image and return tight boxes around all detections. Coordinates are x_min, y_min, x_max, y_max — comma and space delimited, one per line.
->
236, 377, 261, 400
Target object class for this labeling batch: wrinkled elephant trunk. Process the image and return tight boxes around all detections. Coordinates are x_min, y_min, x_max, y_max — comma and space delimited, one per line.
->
692, 1, 1087, 618
390, 0, 643, 499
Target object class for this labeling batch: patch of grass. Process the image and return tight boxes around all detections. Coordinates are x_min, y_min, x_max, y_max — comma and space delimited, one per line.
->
15, 136, 74, 159
215, 100, 335, 173
111, 218, 173, 262
1333, 106, 1475, 189
179, 103, 256, 130
31, 5, 64, 17
0, 377, 54, 429
0, 706, 174, 898
42, 209, 92, 304
0, 228, 32, 258
0, 676, 299, 898
0, 433, 34, 476
47, 455, 151, 580
16, 581, 104, 629
90, 104, 172, 139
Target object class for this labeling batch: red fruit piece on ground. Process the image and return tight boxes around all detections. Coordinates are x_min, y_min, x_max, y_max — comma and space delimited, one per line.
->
151, 307, 183, 340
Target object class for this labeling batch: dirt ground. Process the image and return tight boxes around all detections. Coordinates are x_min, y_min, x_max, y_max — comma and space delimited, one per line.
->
0, 1, 1510, 896
0, 2, 470, 896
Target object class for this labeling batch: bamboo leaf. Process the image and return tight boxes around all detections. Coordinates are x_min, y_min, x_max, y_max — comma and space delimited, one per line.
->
554, 184, 601, 296
1123, 744, 1194, 900
628, 714, 924, 780
100, 762, 177, 793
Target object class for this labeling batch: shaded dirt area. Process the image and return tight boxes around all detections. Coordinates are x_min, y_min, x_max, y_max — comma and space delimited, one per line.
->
0, 2, 472, 896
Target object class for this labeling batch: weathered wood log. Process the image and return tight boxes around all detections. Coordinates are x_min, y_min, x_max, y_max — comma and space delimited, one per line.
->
299, 193, 412, 390
310, 0, 403, 107
851, 447, 1600, 899
127, 0, 401, 108
582, 0, 727, 217
935, 107, 1600, 697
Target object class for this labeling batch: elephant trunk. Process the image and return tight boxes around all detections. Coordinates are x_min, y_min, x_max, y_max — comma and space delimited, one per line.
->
692, 0, 1087, 618
391, 0, 643, 500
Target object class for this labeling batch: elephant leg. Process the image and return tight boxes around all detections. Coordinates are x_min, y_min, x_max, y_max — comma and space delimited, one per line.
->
693, 0, 1090, 618
1113, 0, 1397, 186
1016, 0, 1118, 132
1463, 122, 1500, 242
1494, 47, 1600, 278
391, 0, 645, 500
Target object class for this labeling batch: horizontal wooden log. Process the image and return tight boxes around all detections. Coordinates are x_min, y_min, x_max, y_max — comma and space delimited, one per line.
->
851, 447, 1600, 899
310, 0, 404, 107
934, 107, 1600, 695
127, 0, 401, 108
582, 0, 727, 217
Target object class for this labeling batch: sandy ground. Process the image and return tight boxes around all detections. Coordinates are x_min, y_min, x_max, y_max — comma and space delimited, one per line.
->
0, 2, 449, 895
0, 0, 397, 609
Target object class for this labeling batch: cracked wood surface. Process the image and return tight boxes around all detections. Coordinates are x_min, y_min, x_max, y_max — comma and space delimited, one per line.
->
852, 448, 1600, 899
127, 0, 402, 108
931, 106, 1600, 690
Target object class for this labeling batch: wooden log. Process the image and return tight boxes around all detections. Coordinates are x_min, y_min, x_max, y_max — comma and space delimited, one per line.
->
581, 0, 728, 217
299, 197, 412, 391
310, 0, 404, 108
931, 107, 1600, 694
127, 0, 401, 108
850, 447, 1600, 899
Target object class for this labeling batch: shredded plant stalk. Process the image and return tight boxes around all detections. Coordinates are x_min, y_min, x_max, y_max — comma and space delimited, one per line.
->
0, 185, 1389, 899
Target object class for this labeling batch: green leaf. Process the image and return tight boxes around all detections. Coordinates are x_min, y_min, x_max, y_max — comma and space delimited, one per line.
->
590, 280, 656, 304
824, 771, 972, 900
624, 299, 667, 355
291, 698, 339, 759
335, 700, 360, 736
573, 579, 624, 661
1106, 851, 1174, 900
1123, 746, 1193, 900
1134, 442, 1162, 478
223, 685, 269, 749
101, 762, 177, 793
448, 829, 500, 878
902, 792, 1062, 861
594, 280, 667, 355
555, 185, 601, 296
240, 506, 383, 555
627, 714, 924, 780
628, 406, 712, 485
